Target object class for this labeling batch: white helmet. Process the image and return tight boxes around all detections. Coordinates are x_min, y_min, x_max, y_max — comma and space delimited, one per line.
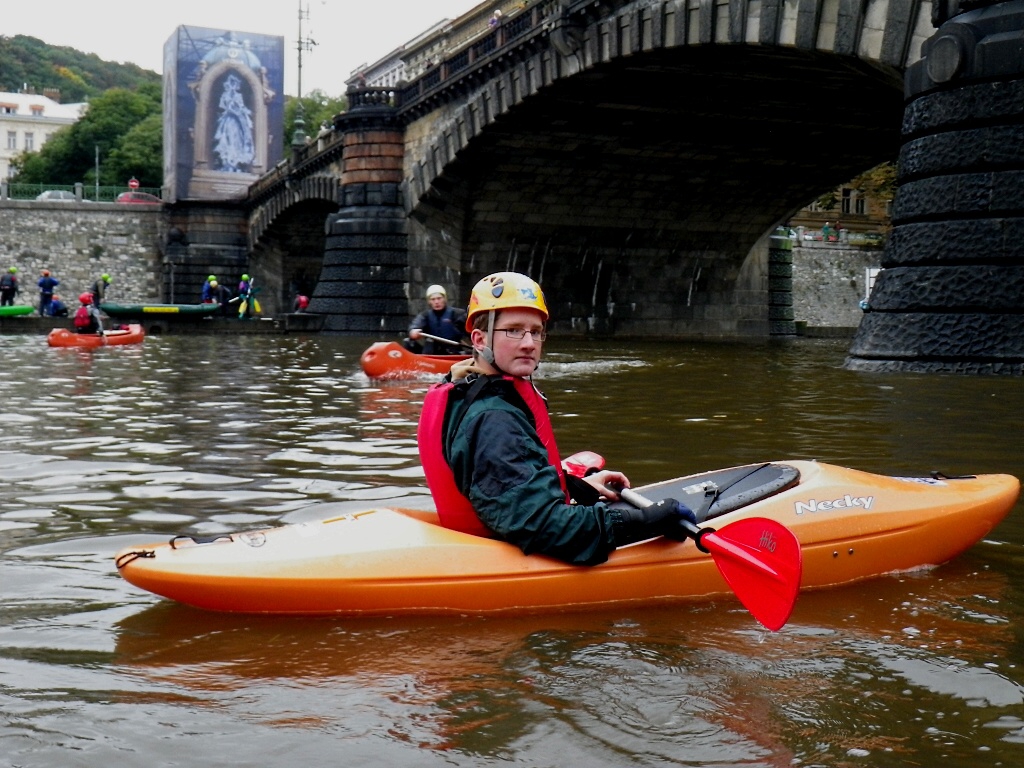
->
425, 284, 446, 299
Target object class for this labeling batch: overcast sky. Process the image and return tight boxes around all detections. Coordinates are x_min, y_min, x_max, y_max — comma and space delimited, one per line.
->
3, 0, 481, 97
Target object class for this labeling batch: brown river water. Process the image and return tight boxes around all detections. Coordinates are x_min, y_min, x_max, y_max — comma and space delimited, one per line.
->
1, 333, 1022, 767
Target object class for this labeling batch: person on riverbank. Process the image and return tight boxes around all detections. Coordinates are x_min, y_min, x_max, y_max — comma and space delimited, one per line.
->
417, 271, 694, 565
90, 273, 111, 306
201, 274, 217, 303
405, 285, 469, 355
48, 294, 69, 317
293, 293, 309, 312
0, 267, 19, 306
73, 292, 103, 334
209, 280, 233, 315
37, 269, 59, 316
237, 273, 254, 319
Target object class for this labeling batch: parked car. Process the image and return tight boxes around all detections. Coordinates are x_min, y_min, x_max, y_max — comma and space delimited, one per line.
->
116, 191, 162, 205
35, 190, 77, 201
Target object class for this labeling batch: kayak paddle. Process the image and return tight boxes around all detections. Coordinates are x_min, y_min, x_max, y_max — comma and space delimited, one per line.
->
619, 486, 802, 631
416, 331, 471, 349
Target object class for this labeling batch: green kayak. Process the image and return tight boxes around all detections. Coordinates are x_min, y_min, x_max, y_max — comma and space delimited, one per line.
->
0, 305, 34, 317
100, 303, 221, 318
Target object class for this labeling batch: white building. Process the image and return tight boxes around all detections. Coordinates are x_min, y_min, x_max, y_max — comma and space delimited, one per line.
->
0, 90, 87, 179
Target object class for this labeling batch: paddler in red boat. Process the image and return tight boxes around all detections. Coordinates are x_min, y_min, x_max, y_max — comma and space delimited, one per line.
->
418, 271, 695, 565
405, 284, 469, 355
72, 292, 104, 335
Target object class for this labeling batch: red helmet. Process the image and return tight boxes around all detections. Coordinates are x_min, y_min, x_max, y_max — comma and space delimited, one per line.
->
79, 292, 93, 304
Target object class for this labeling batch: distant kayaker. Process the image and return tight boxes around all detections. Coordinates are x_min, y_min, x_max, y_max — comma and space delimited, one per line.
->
37, 269, 59, 316
405, 284, 469, 355
73, 292, 104, 334
0, 267, 18, 306
418, 271, 695, 566
90, 273, 112, 306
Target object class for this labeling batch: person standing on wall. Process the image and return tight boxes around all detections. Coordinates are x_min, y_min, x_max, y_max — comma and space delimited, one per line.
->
405, 285, 469, 355
91, 273, 112, 306
237, 273, 253, 319
0, 267, 19, 307
201, 275, 218, 303
37, 269, 59, 316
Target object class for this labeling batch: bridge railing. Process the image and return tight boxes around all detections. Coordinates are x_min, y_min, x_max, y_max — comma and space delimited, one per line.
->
391, 0, 560, 110
252, 0, 561, 202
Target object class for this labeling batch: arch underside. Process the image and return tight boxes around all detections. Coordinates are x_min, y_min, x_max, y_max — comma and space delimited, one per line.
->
250, 199, 337, 317
410, 45, 904, 335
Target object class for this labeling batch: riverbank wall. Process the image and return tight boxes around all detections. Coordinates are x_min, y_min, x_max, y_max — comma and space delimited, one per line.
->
1, 200, 880, 338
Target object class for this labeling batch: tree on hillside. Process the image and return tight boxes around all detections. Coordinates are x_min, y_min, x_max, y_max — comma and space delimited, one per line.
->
0, 35, 160, 101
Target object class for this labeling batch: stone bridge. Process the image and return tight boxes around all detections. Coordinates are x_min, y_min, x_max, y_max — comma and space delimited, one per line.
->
241, 0, 1023, 371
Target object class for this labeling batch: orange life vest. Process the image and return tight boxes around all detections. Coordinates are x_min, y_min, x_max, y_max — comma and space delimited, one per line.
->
417, 376, 568, 537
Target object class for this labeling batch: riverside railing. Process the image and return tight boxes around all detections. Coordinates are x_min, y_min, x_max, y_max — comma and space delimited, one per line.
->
0, 182, 163, 202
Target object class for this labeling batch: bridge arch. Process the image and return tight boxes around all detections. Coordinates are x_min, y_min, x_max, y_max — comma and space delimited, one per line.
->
247, 177, 338, 316
402, 0, 929, 334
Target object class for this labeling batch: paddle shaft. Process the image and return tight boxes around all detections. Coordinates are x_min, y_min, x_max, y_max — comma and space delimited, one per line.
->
414, 331, 470, 349
619, 487, 704, 543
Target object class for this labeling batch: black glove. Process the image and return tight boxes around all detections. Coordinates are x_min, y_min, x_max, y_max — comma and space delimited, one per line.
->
616, 498, 696, 543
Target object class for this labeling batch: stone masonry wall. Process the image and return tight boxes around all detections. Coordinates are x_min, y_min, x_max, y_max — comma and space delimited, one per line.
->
0, 201, 164, 309
791, 241, 884, 330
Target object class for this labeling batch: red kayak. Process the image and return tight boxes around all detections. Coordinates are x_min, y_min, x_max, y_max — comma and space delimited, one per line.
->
360, 341, 468, 379
47, 324, 145, 348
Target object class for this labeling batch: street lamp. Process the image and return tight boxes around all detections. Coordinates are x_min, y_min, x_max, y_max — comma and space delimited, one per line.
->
292, 1, 318, 148
94, 144, 100, 201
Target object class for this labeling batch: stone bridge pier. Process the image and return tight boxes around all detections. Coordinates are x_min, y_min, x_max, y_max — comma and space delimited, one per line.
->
846, 1, 1024, 373
309, 95, 409, 334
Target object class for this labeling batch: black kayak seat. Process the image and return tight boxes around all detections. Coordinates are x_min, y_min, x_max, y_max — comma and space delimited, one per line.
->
609, 463, 801, 523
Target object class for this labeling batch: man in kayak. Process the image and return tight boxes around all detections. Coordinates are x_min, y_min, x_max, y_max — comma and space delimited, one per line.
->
73, 292, 104, 334
405, 285, 469, 355
418, 271, 694, 565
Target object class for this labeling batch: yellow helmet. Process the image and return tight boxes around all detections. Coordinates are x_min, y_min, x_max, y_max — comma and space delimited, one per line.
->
466, 272, 548, 331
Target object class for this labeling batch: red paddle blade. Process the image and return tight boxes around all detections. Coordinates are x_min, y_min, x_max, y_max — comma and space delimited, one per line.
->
700, 517, 802, 631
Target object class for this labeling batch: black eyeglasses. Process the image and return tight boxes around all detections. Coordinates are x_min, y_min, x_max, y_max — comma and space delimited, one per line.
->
494, 327, 547, 341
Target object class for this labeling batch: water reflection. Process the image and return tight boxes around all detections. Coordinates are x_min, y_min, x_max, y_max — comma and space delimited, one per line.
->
1, 332, 1023, 767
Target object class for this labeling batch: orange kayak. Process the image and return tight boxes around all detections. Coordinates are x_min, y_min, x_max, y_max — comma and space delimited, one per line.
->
114, 460, 1019, 616
47, 324, 145, 348
360, 341, 469, 379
